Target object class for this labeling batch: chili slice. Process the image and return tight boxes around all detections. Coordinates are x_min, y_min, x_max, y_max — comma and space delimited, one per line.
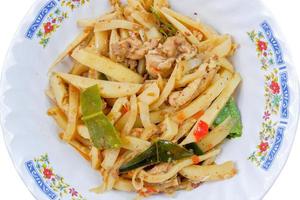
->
193, 120, 209, 142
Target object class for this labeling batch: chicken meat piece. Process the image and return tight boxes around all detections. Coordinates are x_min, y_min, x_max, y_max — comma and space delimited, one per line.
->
162, 35, 196, 58
145, 35, 197, 78
145, 49, 175, 78
111, 35, 159, 62
124, 59, 138, 70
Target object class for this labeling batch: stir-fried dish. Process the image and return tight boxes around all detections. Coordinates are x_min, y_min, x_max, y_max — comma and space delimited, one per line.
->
47, 0, 242, 198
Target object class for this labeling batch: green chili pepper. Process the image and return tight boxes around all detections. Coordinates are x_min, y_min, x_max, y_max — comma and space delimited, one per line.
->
119, 140, 193, 173
119, 144, 159, 173
184, 143, 204, 156
158, 140, 194, 162
213, 97, 243, 139
81, 85, 103, 117
81, 85, 121, 149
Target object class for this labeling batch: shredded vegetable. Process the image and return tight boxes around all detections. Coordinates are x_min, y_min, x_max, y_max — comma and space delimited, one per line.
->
150, 7, 177, 38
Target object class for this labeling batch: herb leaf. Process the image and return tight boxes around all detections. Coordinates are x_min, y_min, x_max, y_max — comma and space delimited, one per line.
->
150, 7, 177, 38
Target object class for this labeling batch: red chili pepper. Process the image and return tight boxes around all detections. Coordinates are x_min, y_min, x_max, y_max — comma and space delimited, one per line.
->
138, 191, 146, 197
152, 66, 161, 74
145, 186, 157, 194
194, 120, 209, 142
192, 155, 200, 164
139, 186, 157, 197
121, 104, 130, 114
192, 110, 204, 119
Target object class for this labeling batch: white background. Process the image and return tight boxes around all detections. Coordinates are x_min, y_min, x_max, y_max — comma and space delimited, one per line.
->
0, 0, 299, 199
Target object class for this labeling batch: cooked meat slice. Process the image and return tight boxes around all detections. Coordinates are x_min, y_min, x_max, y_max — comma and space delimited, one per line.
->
144, 39, 160, 50
124, 59, 138, 70
111, 36, 143, 61
162, 35, 196, 58
111, 34, 159, 62
145, 35, 196, 78
145, 50, 175, 78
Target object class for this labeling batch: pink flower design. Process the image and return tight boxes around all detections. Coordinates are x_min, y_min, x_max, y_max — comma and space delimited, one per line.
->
263, 111, 271, 121
257, 40, 267, 52
69, 188, 78, 197
259, 141, 269, 152
44, 22, 54, 34
270, 81, 280, 94
43, 168, 53, 179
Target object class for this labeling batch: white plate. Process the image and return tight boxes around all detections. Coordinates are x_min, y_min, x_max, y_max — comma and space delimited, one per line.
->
0, 0, 299, 199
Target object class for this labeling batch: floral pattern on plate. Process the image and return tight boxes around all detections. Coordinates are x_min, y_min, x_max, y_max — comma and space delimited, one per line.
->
248, 22, 289, 170
26, 0, 90, 48
248, 30, 274, 70
25, 154, 86, 200
37, 8, 68, 47
60, 0, 90, 10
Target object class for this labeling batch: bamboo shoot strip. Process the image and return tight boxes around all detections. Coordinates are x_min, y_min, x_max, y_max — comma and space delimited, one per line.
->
72, 49, 144, 83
